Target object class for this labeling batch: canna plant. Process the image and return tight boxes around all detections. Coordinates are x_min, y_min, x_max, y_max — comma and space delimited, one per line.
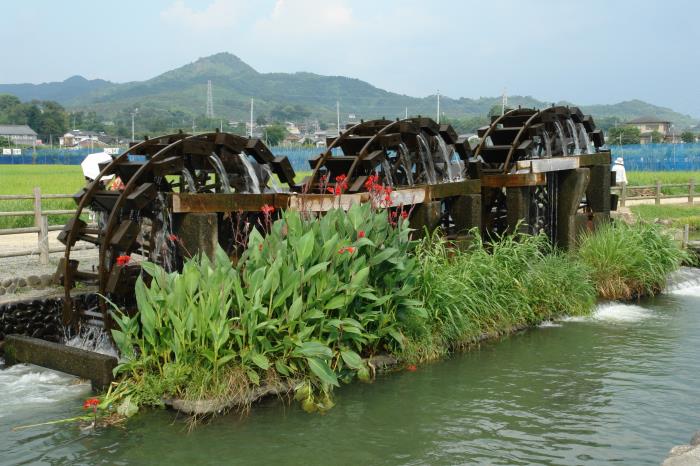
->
109, 202, 425, 413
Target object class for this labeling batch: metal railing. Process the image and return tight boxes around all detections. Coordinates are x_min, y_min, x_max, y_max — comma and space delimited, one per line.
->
0, 188, 95, 265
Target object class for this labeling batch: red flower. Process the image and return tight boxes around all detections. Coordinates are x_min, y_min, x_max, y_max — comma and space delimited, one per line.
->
167, 234, 178, 242
116, 255, 130, 266
401, 211, 409, 220
83, 397, 100, 409
261, 204, 275, 215
327, 186, 335, 194
391, 211, 398, 219
406, 364, 417, 372
337, 246, 356, 255
258, 243, 263, 251
357, 230, 365, 239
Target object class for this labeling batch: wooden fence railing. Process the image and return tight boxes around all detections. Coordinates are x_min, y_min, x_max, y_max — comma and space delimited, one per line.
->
0, 188, 95, 265
613, 179, 697, 207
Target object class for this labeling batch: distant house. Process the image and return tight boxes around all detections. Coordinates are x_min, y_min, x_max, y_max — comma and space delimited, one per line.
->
0, 124, 38, 146
625, 117, 673, 143
60, 130, 110, 148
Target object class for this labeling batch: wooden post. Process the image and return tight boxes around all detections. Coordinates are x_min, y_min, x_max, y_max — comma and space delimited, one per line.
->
682, 224, 690, 249
33, 187, 49, 265
655, 180, 661, 206
39, 214, 49, 265
620, 183, 627, 207
689, 179, 695, 205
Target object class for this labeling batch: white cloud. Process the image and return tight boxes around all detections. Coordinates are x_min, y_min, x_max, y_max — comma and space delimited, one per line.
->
256, 0, 354, 36
160, 0, 244, 31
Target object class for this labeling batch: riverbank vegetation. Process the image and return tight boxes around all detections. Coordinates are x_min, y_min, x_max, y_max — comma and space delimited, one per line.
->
97, 205, 685, 420
630, 204, 700, 231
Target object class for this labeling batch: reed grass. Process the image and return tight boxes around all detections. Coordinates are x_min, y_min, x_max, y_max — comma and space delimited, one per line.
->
576, 221, 686, 300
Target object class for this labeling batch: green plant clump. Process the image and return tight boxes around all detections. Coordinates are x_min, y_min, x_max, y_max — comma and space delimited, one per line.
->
576, 221, 686, 300
109, 203, 423, 413
404, 230, 596, 361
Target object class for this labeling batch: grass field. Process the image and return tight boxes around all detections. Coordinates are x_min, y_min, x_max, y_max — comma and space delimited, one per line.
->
630, 204, 700, 230
0, 165, 86, 229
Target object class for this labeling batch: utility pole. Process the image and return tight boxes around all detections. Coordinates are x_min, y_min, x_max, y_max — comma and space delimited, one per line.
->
336, 100, 340, 135
192, 118, 196, 134
250, 98, 254, 138
206, 80, 214, 118
405, 107, 408, 119
436, 90, 440, 124
131, 108, 138, 142
502, 88, 508, 115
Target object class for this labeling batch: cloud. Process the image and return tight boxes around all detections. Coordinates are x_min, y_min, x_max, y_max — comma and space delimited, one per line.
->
256, 0, 354, 36
160, 0, 244, 31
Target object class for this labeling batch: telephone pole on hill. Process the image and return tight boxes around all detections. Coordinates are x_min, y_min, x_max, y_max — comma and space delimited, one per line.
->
206, 80, 214, 118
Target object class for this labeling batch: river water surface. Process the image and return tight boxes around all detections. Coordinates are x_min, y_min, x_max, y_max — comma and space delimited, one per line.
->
2, 271, 700, 465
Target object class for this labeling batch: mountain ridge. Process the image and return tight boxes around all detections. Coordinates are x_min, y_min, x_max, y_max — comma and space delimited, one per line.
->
0, 52, 696, 127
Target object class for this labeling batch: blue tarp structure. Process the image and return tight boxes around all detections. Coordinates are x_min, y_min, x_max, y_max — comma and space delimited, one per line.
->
2, 143, 699, 172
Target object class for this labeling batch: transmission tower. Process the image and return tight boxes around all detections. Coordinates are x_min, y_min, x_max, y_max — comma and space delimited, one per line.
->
206, 80, 214, 118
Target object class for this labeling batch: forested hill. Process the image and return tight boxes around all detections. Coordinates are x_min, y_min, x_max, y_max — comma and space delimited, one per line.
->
0, 52, 696, 127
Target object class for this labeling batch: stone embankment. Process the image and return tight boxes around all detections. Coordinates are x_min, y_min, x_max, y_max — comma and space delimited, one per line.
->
663, 431, 700, 466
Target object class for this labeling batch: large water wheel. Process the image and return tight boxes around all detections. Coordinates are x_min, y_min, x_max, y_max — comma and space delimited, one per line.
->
475, 106, 606, 239
57, 131, 296, 330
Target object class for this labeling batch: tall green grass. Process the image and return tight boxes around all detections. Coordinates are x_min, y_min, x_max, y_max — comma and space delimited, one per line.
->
630, 204, 700, 230
576, 221, 686, 300
405, 231, 596, 361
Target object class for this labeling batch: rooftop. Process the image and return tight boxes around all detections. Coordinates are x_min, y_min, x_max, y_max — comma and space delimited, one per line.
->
0, 124, 38, 136
626, 116, 671, 124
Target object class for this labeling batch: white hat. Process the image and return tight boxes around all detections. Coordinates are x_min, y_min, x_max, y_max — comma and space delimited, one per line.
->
614, 157, 624, 165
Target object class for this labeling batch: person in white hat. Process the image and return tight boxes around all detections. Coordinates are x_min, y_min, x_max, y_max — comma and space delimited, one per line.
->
612, 156, 627, 185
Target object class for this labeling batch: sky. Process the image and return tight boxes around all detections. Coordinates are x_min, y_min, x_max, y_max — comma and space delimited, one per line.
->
1, 0, 699, 116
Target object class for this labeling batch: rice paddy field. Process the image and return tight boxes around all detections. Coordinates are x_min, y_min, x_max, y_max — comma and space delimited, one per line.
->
0, 165, 696, 230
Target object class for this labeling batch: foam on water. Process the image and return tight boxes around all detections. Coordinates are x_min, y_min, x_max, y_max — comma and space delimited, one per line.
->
560, 302, 654, 323
0, 364, 90, 418
666, 266, 700, 296
538, 320, 562, 328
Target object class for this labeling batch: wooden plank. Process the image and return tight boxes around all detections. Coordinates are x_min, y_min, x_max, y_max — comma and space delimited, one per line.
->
481, 173, 546, 188
170, 193, 287, 213
578, 152, 611, 166
427, 180, 481, 198
516, 157, 579, 173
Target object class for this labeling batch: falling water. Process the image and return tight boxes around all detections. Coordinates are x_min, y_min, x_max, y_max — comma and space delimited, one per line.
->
566, 118, 581, 155
181, 168, 197, 193
154, 192, 175, 271
236, 153, 261, 194
208, 153, 233, 193
553, 121, 567, 156
261, 165, 281, 193
578, 123, 595, 154
398, 143, 415, 186
436, 136, 455, 181
417, 134, 437, 184
65, 325, 118, 358
381, 159, 395, 187
542, 130, 553, 157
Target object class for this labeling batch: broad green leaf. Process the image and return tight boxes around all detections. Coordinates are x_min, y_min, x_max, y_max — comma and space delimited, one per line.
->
325, 295, 346, 310
288, 295, 304, 320
296, 230, 315, 265
293, 341, 333, 359
369, 247, 398, 266
306, 357, 339, 387
340, 349, 363, 369
251, 352, 270, 370
349, 266, 370, 288
303, 261, 330, 283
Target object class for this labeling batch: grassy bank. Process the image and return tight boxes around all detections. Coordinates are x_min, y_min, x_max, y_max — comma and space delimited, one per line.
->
94, 207, 685, 422
630, 204, 700, 230
627, 171, 698, 197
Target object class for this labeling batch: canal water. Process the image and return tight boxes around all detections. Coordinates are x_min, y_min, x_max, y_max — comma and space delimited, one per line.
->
2, 271, 700, 465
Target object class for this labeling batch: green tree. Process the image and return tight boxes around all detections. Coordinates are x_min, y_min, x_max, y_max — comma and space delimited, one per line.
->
608, 126, 641, 145
264, 124, 288, 145
681, 131, 696, 143
649, 130, 664, 143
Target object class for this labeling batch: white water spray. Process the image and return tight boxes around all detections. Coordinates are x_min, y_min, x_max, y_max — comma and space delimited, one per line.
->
417, 134, 437, 184
236, 153, 261, 194
208, 153, 233, 193
566, 119, 581, 155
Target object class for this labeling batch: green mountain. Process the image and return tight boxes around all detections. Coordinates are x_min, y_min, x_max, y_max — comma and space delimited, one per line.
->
1, 52, 696, 128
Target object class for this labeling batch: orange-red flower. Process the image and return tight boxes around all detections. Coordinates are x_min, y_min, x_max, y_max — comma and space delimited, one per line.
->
167, 234, 178, 242
83, 397, 100, 409
406, 364, 417, 372
261, 204, 275, 215
337, 246, 355, 254
401, 211, 409, 220
357, 230, 365, 239
116, 255, 130, 266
